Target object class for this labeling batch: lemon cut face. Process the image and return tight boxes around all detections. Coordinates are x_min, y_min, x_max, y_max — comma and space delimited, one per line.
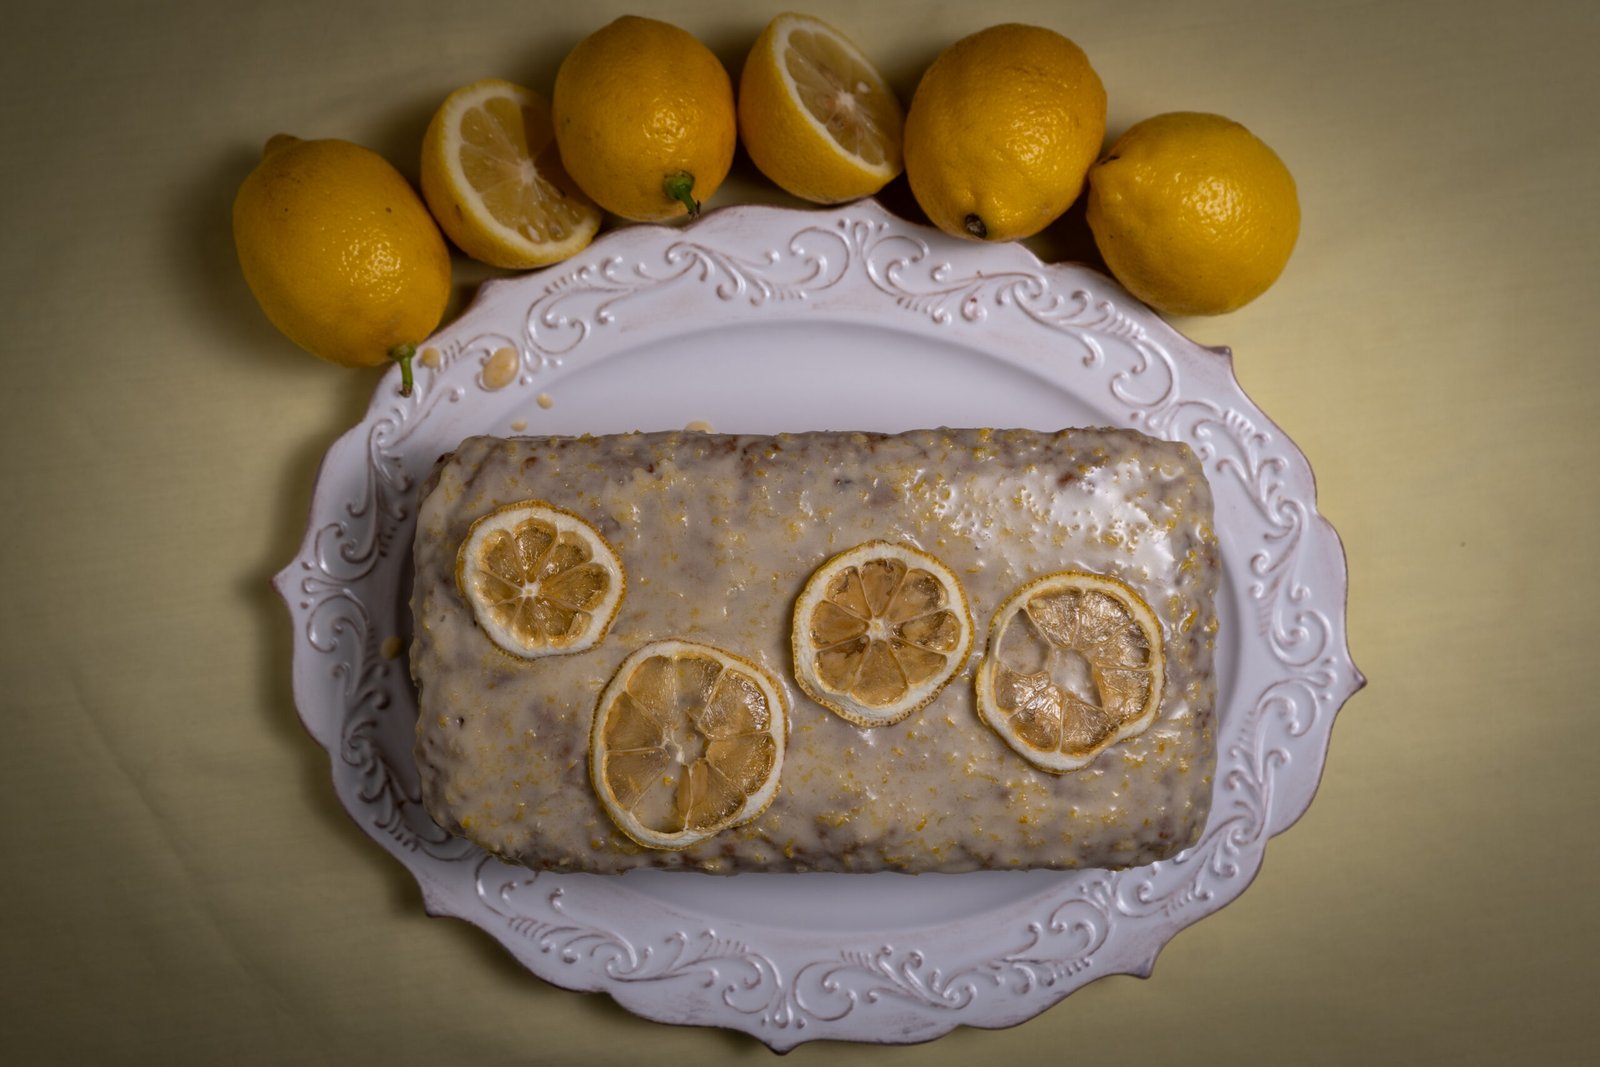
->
454, 501, 625, 659
792, 541, 974, 727
738, 12, 905, 203
976, 571, 1165, 772
420, 78, 601, 269
591, 640, 788, 850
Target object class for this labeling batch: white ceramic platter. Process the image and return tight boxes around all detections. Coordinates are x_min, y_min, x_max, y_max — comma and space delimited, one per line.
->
275, 200, 1363, 1049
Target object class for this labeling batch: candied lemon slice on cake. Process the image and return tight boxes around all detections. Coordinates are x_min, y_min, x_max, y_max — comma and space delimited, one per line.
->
975, 571, 1165, 772
791, 541, 973, 727
420, 78, 602, 269
737, 12, 905, 203
454, 500, 624, 659
591, 640, 788, 850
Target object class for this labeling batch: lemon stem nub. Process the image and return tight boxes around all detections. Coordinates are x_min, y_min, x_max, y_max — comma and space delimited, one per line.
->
263, 133, 300, 158
390, 343, 416, 397
964, 214, 988, 239
664, 172, 701, 217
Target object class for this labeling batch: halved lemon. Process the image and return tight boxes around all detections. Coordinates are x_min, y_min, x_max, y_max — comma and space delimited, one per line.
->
591, 639, 788, 850
420, 78, 602, 269
454, 500, 624, 659
737, 12, 905, 204
975, 571, 1165, 772
791, 541, 973, 727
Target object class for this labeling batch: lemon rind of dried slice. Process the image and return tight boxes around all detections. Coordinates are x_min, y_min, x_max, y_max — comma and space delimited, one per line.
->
454, 500, 625, 660
762, 13, 904, 183
790, 540, 974, 728
422, 78, 601, 269
589, 639, 789, 851
975, 570, 1166, 773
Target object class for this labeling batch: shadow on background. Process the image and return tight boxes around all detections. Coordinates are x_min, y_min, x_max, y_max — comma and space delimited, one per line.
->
180, 135, 778, 1054
173, 56, 1118, 1051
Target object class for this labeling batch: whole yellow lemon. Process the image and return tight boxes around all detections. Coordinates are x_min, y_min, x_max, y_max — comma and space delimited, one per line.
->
553, 16, 737, 222
1086, 112, 1300, 315
233, 136, 451, 392
904, 24, 1106, 242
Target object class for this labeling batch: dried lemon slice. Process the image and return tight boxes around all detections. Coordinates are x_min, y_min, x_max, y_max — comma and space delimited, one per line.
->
591, 640, 788, 850
975, 571, 1165, 772
454, 501, 624, 659
791, 541, 974, 727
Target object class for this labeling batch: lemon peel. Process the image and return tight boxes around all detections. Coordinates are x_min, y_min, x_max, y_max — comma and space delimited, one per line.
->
792, 541, 973, 727
420, 78, 601, 269
591, 640, 788, 850
454, 500, 625, 659
738, 12, 904, 204
233, 135, 450, 395
975, 570, 1165, 772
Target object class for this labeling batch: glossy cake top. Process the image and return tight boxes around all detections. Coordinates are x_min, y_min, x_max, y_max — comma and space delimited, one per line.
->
410, 428, 1219, 873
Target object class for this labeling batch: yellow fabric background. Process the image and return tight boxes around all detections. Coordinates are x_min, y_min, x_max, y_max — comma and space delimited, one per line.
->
2, 1, 1595, 1062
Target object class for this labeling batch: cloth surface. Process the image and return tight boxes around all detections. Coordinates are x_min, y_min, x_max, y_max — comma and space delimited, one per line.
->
1, 1, 1595, 1062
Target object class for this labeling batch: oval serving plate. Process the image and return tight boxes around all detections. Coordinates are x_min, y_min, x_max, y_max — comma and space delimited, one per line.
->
274, 200, 1362, 1050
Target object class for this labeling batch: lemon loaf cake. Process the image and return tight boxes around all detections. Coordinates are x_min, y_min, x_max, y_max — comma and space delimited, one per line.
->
410, 428, 1219, 873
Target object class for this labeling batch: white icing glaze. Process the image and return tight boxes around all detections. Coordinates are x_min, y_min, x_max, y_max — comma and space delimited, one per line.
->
410, 428, 1219, 874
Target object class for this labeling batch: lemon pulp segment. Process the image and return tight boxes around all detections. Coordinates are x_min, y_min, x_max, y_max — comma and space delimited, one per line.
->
591, 640, 788, 850
792, 541, 973, 726
738, 13, 903, 202
785, 26, 900, 168
552, 16, 736, 221
421, 79, 600, 268
903, 24, 1106, 241
976, 571, 1165, 772
454, 500, 624, 659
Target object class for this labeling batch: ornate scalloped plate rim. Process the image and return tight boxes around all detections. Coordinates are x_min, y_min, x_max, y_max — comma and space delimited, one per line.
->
273, 199, 1364, 1050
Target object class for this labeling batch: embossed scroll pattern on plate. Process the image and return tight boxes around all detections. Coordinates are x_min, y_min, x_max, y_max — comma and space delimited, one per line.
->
276, 201, 1362, 1049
